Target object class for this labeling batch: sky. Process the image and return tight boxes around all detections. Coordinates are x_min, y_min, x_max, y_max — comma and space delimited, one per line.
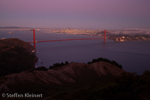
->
0, 0, 150, 30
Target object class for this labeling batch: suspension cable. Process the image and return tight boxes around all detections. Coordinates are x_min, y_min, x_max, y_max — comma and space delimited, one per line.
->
18, 31, 32, 38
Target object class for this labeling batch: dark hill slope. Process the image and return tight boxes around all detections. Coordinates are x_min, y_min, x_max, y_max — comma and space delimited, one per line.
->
0, 62, 125, 99
0, 38, 37, 77
0, 38, 34, 51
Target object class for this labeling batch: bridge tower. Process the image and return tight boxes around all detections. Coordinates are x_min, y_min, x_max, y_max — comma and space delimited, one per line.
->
33, 29, 36, 48
104, 30, 106, 43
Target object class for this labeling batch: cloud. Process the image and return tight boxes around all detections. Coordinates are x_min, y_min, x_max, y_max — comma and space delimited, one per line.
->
110, 28, 150, 35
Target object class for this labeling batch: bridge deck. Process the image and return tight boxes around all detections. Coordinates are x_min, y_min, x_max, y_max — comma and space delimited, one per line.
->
28, 37, 112, 43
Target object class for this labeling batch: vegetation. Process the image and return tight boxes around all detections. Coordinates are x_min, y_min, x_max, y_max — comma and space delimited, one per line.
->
48, 58, 122, 70
0, 38, 34, 51
12, 70, 148, 100
0, 46, 37, 77
34, 66, 48, 71
49, 71, 150, 100
88, 57, 122, 69
49, 61, 69, 69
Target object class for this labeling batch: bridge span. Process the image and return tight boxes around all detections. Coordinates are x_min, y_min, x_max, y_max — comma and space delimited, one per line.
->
27, 29, 119, 48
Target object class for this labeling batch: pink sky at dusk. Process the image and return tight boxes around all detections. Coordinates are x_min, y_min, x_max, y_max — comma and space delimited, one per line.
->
0, 0, 150, 30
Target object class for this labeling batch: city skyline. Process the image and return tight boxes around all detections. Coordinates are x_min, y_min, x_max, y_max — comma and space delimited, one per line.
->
0, 0, 150, 30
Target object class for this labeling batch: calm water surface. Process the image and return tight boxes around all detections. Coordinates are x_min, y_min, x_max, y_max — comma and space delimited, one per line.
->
1, 30, 150, 74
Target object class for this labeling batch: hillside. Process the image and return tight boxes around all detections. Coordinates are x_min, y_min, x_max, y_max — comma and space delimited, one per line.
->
0, 38, 37, 77
0, 62, 125, 99
0, 38, 34, 51
0, 62, 125, 84
0, 61, 150, 100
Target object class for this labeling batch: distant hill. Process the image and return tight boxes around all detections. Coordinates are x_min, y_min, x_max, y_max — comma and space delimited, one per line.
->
0, 26, 30, 29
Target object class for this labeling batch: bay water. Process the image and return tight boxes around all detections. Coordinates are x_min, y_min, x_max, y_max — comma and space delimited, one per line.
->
1, 30, 150, 74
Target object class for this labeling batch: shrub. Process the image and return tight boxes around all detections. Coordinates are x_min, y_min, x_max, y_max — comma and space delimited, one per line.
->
49, 61, 70, 69
34, 66, 48, 71
88, 57, 122, 69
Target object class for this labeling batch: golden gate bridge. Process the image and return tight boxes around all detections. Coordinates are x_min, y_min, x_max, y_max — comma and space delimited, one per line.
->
19, 29, 117, 48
